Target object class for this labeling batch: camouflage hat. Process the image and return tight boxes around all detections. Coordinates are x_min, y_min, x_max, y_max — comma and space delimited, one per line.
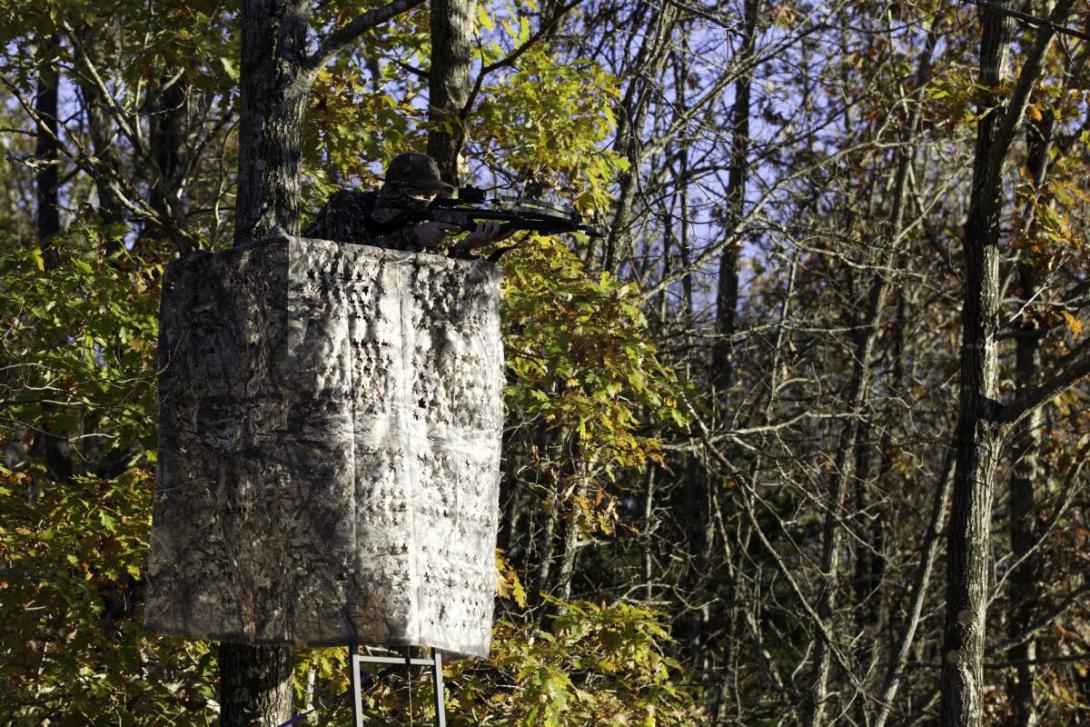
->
383, 152, 455, 193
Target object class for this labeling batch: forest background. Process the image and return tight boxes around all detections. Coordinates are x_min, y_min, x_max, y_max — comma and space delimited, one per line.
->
2, 0, 1090, 725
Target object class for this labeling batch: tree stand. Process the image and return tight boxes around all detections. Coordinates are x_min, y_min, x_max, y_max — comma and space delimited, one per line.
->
145, 235, 501, 723
349, 643, 446, 727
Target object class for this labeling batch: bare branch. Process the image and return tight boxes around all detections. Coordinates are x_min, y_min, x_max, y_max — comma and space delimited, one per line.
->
302, 0, 427, 78
1001, 341, 1090, 424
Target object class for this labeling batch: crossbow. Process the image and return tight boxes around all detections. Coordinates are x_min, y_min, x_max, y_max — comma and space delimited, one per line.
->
412, 186, 605, 243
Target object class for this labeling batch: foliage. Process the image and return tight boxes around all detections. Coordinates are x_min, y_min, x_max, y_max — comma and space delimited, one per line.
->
448, 599, 704, 727
0, 466, 217, 726
470, 44, 628, 210
0, 230, 215, 724
504, 235, 686, 473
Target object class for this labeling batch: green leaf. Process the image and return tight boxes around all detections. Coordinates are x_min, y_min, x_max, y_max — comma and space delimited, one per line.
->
218, 56, 239, 82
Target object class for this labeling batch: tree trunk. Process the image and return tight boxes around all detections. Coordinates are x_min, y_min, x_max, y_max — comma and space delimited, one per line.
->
35, 35, 60, 248
1007, 289, 1043, 727
712, 0, 758, 393
147, 72, 191, 244
1006, 108, 1054, 727
601, 4, 676, 270
427, 0, 475, 185
234, 0, 311, 244
535, 495, 559, 597
940, 1, 1072, 723
31, 33, 75, 484
72, 23, 126, 228
219, 642, 294, 726
803, 25, 935, 724
226, 3, 310, 716
873, 450, 955, 727
555, 477, 587, 601
642, 466, 656, 602
940, 5, 1011, 725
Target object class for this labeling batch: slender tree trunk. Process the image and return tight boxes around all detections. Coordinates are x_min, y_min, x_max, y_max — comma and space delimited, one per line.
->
941, 2, 1072, 716
712, 0, 759, 393
1006, 109, 1054, 727
555, 480, 586, 601
427, 0, 475, 185
873, 451, 955, 727
535, 491, 559, 596
31, 34, 75, 484
642, 466, 656, 602
602, 4, 676, 270
1007, 293, 1043, 727
147, 72, 191, 244
803, 26, 936, 724
35, 35, 60, 248
73, 23, 126, 228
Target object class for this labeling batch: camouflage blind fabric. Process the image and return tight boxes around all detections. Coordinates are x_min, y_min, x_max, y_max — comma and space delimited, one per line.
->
145, 233, 503, 657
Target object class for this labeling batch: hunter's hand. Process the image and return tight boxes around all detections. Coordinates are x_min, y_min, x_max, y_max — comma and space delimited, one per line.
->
461, 222, 514, 249
413, 221, 460, 248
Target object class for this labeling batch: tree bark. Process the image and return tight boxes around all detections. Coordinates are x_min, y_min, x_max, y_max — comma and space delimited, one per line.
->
940, 1, 1073, 723
427, 0, 475, 185
147, 72, 191, 244
555, 477, 587, 601
228, 4, 312, 715
234, 0, 311, 244
219, 642, 294, 727
234, 0, 425, 243
601, 3, 676, 270
72, 23, 126, 228
873, 449, 954, 727
938, 1, 1080, 722
30, 33, 76, 484
940, 4, 1011, 721
227, 0, 425, 719
641, 466, 655, 601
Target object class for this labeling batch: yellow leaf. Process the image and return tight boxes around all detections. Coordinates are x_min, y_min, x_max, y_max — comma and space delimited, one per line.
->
1027, 103, 1043, 122
1061, 310, 1083, 338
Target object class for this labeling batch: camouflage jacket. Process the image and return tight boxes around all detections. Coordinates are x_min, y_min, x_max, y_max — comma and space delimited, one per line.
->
303, 189, 420, 252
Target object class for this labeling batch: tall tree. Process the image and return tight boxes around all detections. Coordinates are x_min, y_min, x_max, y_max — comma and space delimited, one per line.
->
804, 23, 938, 724
712, 0, 759, 393
225, 1, 425, 722
941, 2, 1073, 725
1005, 106, 1054, 727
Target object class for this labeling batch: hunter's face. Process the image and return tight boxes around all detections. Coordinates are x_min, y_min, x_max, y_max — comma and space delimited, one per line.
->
407, 189, 438, 204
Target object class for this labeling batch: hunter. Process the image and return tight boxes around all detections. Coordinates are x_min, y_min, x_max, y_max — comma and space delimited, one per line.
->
304, 152, 511, 257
